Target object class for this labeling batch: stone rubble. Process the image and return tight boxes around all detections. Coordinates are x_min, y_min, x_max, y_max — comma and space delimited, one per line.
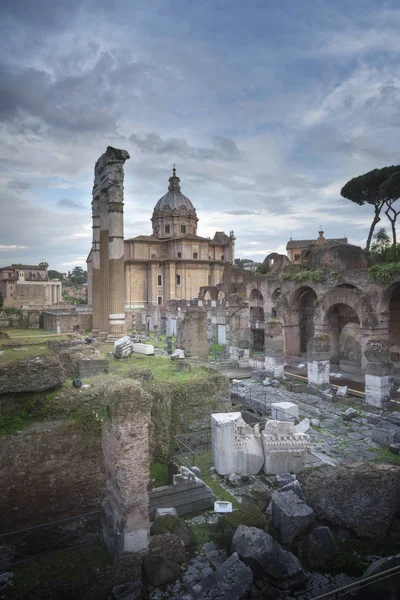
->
113, 335, 134, 358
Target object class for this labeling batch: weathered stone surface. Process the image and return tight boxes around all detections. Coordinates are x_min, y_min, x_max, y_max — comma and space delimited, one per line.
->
0, 355, 64, 393
113, 336, 134, 358
390, 443, 400, 455
177, 310, 209, 360
144, 533, 186, 586
241, 481, 273, 511
271, 490, 315, 543
132, 342, 154, 355
231, 525, 306, 590
297, 526, 338, 569
276, 473, 296, 488
294, 418, 310, 434
271, 401, 299, 421
281, 479, 305, 500
101, 380, 152, 560
184, 552, 253, 600
336, 385, 348, 397
343, 407, 358, 421
262, 421, 309, 475
212, 413, 264, 476
298, 463, 400, 539
150, 514, 194, 546
372, 423, 400, 447
171, 348, 185, 360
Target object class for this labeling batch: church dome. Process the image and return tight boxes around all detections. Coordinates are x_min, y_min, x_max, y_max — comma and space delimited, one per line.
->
153, 168, 196, 215
151, 167, 198, 238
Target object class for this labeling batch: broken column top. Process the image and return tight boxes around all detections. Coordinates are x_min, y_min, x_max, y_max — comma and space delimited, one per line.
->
212, 412, 243, 425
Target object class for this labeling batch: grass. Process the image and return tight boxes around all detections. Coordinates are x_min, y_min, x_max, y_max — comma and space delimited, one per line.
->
373, 447, 400, 465
0, 329, 73, 364
4, 543, 111, 598
150, 461, 169, 487
109, 353, 210, 383
193, 450, 239, 507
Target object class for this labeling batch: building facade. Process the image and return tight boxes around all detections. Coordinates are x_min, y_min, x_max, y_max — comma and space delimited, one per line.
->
0, 264, 62, 308
286, 230, 348, 264
87, 168, 235, 309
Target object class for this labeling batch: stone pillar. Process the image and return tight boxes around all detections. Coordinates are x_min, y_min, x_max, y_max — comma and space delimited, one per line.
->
153, 306, 159, 348
101, 380, 151, 562
264, 321, 285, 378
364, 342, 393, 409
98, 193, 110, 335
92, 146, 129, 338
107, 150, 129, 338
91, 194, 101, 333
307, 336, 331, 389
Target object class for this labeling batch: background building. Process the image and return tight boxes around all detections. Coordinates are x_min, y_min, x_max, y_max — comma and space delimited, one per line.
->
286, 230, 348, 264
87, 168, 235, 308
0, 264, 62, 309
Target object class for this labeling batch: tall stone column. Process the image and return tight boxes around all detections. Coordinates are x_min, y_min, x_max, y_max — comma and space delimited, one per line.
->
92, 146, 130, 337
91, 195, 101, 333
99, 193, 110, 335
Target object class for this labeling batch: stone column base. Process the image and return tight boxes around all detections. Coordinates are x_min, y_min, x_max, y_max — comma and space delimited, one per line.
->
101, 502, 149, 562
364, 374, 393, 409
307, 360, 330, 389
264, 356, 284, 378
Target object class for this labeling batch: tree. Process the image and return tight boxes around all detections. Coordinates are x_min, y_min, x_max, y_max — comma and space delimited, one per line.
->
69, 266, 87, 285
380, 171, 400, 259
341, 166, 400, 251
370, 228, 391, 260
48, 270, 64, 280
39, 261, 49, 268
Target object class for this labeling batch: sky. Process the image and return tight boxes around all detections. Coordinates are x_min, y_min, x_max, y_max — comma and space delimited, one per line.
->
1, 0, 400, 271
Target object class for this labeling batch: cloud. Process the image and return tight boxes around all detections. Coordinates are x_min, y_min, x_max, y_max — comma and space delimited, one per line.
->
0, 244, 27, 250
58, 198, 85, 210
129, 132, 240, 161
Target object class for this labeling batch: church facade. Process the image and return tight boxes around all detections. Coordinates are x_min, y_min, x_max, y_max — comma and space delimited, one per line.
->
87, 168, 235, 308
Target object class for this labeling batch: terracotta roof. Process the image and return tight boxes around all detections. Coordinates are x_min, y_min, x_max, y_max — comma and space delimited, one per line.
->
0, 264, 46, 271
125, 235, 160, 242
286, 238, 347, 250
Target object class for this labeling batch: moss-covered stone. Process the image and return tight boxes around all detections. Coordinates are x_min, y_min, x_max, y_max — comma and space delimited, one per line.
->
150, 515, 194, 546
219, 504, 267, 545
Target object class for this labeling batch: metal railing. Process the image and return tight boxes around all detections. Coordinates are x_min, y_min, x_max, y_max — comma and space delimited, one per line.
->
0, 511, 100, 568
172, 430, 212, 468
310, 563, 400, 599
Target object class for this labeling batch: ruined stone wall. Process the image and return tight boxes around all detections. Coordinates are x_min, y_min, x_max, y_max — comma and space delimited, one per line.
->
0, 420, 105, 532
146, 369, 231, 462
176, 309, 209, 359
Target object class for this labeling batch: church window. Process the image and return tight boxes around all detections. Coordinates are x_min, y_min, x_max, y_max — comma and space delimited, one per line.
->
176, 274, 181, 286
157, 274, 163, 286
177, 252, 182, 258
294, 254, 301, 262
157, 295, 163, 305
193, 252, 198, 259
165, 225, 170, 234
181, 225, 186, 233
221, 255, 224, 261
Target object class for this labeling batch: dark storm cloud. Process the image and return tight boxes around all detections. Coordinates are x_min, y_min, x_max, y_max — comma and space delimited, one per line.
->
58, 198, 85, 210
2, 0, 85, 28
129, 132, 240, 161
0, 54, 150, 134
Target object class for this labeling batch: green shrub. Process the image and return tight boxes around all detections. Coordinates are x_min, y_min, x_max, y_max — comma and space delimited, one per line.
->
368, 263, 400, 284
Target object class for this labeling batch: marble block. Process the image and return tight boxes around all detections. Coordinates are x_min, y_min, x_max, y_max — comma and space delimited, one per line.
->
271, 401, 299, 422
262, 420, 309, 475
212, 412, 264, 476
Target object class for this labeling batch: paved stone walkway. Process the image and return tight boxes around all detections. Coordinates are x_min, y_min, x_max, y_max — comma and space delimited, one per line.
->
231, 379, 384, 466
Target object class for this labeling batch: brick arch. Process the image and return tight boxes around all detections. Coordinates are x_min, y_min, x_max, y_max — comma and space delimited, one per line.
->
320, 287, 376, 328
198, 286, 218, 301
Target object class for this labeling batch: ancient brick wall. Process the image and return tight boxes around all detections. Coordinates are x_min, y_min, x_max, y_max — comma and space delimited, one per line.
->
0, 420, 105, 532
